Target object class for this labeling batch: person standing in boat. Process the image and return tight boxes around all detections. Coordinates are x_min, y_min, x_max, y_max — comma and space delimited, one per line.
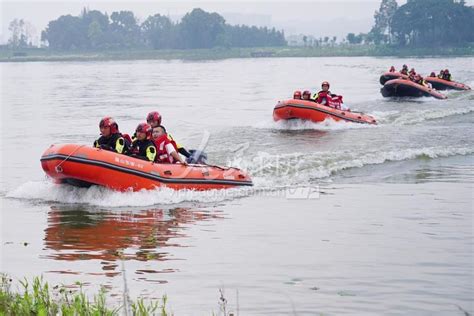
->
400, 64, 409, 75
152, 126, 188, 165
146, 111, 191, 159
130, 123, 157, 162
94, 117, 130, 154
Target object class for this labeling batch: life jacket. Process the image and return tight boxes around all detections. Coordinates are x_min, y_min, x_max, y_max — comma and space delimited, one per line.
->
153, 134, 178, 164
315, 91, 342, 109
315, 90, 330, 105
130, 139, 156, 162
442, 73, 452, 81
94, 133, 128, 154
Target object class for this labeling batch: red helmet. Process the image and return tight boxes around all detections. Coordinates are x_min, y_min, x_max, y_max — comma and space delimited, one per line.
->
321, 81, 330, 88
146, 111, 162, 125
302, 90, 311, 99
99, 117, 118, 134
444, 69, 450, 73
136, 122, 152, 138
293, 90, 302, 99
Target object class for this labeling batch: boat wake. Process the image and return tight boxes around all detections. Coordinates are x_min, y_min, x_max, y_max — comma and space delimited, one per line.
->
6, 180, 253, 207
254, 118, 376, 131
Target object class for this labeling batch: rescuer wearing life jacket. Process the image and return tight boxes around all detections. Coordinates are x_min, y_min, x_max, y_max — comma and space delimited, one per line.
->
313, 81, 345, 110
409, 68, 416, 76
437, 70, 444, 79
442, 69, 452, 81
293, 90, 302, 99
413, 74, 428, 87
130, 123, 156, 162
146, 111, 191, 158
400, 64, 409, 75
94, 117, 130, 154
152, 126, 187, 165
389, 66, 396, 72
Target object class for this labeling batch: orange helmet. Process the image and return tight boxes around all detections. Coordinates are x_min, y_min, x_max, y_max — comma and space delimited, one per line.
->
321, 81, 330, 88
99, 117, 118, 134
136, 123, 152, 138
146, 111, 162, 125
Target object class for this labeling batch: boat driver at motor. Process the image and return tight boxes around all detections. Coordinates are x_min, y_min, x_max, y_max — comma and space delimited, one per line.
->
130, 123, 157, 162
94, 117, 130, 154
146, 111, 191, 159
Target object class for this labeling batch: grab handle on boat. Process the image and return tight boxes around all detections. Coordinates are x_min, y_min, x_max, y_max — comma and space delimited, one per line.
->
54, 145, 85, 174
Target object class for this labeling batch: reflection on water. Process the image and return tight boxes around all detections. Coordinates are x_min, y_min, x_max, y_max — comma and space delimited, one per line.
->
43, 205, 224, 276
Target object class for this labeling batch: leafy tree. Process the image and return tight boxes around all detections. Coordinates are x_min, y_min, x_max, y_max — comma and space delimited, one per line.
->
390, 0, 474, 46
8, 19, 35, 48
110, 11, 140, 48
179, 8, 226, 48
370, 0, 398, 44
141, 14, 176, 49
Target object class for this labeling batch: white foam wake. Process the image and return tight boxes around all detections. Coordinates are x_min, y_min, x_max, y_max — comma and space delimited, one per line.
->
7, 147, 473, 206
6, 180, 253, 207
254, 117, 376, 131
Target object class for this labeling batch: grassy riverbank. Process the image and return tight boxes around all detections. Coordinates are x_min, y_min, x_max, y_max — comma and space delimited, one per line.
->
0, 274, 169, 316
1, 45, 473, 62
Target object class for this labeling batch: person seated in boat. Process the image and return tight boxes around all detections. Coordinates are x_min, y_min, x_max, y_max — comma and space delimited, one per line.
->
400, 64, 409, 75
409, 68, 416, 76
130, 123, 156, 162
429, 72, 436, 77
442, 69, 452, 81
389, 66, 396, 72
437, 70, 444, 79
313, 81, 345, 110
152, 126, 187, 165
413, 74, 429, 87
302, 90, 312, 101
94, 117, 130, 154
293, 90, 302, 99
146, 111, 191, 159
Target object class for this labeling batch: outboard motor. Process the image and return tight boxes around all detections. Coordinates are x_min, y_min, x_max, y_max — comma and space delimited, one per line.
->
186, 149, 208, 164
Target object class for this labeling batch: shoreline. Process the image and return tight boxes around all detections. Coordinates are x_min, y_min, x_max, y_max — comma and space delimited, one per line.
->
1, 45, 473, 63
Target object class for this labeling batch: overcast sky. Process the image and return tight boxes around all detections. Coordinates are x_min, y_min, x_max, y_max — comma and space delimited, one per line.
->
2, 0, 472, 45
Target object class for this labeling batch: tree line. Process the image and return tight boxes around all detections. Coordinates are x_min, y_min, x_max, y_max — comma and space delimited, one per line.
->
37, 8, 286, 50
346, 0, 474, 47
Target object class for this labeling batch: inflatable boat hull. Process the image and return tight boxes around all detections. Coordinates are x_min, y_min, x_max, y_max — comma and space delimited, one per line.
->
424, 77, 471, 91
381, 79, 447, 99
379, 72, 408, 85
273, 100, 377, 125
41, 144, 253, 191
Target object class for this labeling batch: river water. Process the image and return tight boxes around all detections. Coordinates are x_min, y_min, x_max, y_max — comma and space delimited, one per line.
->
1, 57, 473, 315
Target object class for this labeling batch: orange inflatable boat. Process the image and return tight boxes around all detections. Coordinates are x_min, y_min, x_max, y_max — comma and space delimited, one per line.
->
379, 72, 408, 85
424, 77, 471, 91
381, 79, 447, 99
41, 144, 253, 191
273, 99, 377, 125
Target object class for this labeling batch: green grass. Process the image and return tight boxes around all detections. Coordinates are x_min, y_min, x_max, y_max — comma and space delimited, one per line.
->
0, 274, 170, 316
1, 44, 472, 63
